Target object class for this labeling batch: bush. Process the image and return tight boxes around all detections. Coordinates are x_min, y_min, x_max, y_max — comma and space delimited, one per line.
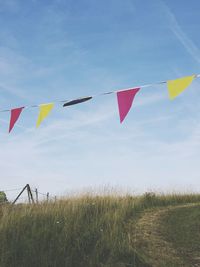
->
0, 191, 8, 203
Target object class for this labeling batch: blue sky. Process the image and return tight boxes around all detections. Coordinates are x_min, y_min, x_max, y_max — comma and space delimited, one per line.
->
1, 0, 200, 200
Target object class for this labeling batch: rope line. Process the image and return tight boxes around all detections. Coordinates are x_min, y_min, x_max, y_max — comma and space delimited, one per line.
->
0, 74, 198, 113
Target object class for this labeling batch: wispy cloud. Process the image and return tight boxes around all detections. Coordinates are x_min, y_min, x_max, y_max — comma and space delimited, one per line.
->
0, 47, 37, 101
159, 0, 200, 65
1, 89, 200, 198
1, 0, 200, 198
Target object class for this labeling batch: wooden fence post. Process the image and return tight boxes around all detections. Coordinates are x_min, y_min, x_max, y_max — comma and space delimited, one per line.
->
27, 184, 35, 204
47, 192, 49, 202
12, 184, 28, 204
35, 188, 38, 203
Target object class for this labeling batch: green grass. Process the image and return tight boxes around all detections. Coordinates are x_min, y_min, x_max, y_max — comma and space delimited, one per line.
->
160, 205, 200, 266
0, 193, 200, 267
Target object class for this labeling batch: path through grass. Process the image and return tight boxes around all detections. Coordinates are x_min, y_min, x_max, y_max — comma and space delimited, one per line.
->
1, 193, 200, 266
133, 203, 200, 267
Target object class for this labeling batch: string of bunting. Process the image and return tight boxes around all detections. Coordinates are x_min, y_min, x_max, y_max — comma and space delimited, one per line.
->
3, 74, 200, 133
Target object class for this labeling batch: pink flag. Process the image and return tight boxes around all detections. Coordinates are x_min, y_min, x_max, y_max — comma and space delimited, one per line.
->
9, 107, 24, 133
117, 88, 140, 123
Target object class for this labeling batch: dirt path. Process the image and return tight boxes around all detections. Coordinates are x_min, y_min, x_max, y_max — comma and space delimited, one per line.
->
131, 203, 200, 267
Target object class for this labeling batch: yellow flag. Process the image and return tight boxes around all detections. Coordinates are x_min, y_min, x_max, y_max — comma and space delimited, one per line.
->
36, 103, 54, 128
167, 75, 195, 100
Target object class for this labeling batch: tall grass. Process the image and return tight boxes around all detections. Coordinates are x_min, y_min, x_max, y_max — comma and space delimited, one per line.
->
0, 192, 200, 267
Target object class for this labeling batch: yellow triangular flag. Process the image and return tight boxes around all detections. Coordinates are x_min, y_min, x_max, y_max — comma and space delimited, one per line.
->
36, 103, 54, 128
167, 75, 195, 100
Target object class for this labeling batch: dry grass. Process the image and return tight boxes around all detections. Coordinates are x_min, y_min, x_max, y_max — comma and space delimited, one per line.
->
0, 192, 200, 267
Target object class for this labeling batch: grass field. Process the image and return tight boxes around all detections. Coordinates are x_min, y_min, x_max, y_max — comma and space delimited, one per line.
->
0, 192, 200, 267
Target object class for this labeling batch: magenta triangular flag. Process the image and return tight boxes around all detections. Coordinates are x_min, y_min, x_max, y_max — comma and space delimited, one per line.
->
9, 107, 24, 133
117, 88, 140, 123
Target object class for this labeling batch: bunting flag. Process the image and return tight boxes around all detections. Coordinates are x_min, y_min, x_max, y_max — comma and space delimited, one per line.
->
63, 96, 92, 107
9, 107, 24, 133
167, 75, 195, 100
0, 73, 198, 133
117, 88, 140, 123
36, 103, 54, 128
